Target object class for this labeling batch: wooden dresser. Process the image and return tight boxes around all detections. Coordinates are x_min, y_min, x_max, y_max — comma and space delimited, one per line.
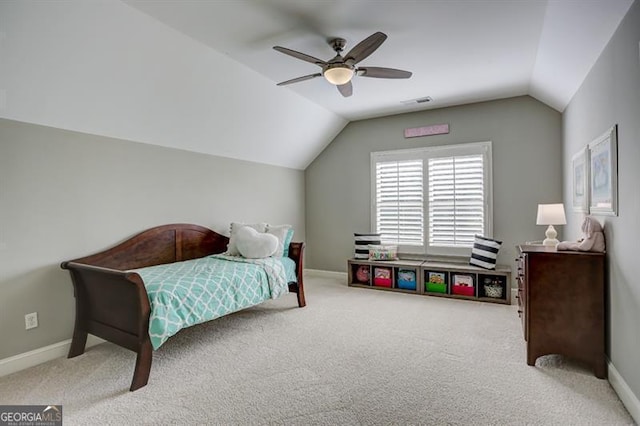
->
516, 245, 606, 378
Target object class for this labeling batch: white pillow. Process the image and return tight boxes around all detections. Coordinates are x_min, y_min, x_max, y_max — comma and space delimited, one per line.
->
266, 224, 292, 257
235, 226, 278, 259
226, 222, 267, 256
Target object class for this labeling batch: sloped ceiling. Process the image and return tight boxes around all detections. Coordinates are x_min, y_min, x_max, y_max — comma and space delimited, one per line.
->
0, 0, 347, 170
0, 1, 633, 170
124, 0, 633, 119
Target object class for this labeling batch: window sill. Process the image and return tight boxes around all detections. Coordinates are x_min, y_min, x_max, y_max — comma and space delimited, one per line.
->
398, 253, 470, 264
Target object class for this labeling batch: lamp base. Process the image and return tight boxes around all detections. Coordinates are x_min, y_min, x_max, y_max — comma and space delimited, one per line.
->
542, 237, 559, 246
543, 225, 559, 246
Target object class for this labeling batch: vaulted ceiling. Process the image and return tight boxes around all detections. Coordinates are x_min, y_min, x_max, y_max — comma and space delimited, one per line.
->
1, 1, 633, 170
125, 0, 633, 119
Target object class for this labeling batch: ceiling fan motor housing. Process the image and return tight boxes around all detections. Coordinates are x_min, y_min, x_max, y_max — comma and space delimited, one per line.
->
330, 38, 347, 52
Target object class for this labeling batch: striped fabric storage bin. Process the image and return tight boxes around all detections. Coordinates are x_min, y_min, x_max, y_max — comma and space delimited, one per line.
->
354, 233, 381, 259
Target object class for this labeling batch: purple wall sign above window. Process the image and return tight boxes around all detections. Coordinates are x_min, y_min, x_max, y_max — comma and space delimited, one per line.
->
404, 123, 449, 139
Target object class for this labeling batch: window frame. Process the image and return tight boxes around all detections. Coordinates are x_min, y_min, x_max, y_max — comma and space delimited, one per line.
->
370, 141, 493, 258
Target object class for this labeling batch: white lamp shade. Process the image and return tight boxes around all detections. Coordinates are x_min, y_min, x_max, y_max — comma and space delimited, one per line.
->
536, 203, 567, 225
536, 203, 566, 247
324, 66, 354, 85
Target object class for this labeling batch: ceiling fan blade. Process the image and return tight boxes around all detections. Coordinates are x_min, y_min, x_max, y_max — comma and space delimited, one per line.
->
337, 81, 353, 97
277, 73, 322, 86
273, 46, 326, 67
358, 67, 412, 79
344, 32, 387, 65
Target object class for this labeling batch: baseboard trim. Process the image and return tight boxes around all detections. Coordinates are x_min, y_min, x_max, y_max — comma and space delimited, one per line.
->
0, 336, 105, 378
304, 269, 348, 281
608, 359, 640, 424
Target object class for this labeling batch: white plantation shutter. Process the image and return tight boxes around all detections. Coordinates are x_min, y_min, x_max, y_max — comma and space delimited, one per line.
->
372, 142, 492, 256
375, 160, 423, 246
428, 154, 484, 247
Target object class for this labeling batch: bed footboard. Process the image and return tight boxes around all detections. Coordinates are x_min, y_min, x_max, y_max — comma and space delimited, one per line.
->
288, 242, 306, 308
61, 262, 154, 390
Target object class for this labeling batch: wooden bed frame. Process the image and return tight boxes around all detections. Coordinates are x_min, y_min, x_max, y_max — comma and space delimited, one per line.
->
61, 223, 305, 391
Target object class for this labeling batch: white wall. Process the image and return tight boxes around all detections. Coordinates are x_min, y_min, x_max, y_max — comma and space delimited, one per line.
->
562, 0, 640, 410
0, 0, 346, 170
0, 118, 305, 360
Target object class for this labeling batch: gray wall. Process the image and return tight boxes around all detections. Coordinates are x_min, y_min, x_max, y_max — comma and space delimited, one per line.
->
0, 118, 305, 360
305, 96, 562, 272
563, 0, 640, 403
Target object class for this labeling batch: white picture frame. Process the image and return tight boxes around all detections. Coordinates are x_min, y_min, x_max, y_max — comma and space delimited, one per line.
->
588, 125, 618, 216
571, 147, 589, 213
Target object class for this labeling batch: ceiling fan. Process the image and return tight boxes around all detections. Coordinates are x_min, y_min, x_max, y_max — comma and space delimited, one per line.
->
273, 31, 412, 97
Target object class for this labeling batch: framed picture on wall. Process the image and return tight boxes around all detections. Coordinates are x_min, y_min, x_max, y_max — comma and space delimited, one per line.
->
571, 147, 589, 213
588, 125, 618, 216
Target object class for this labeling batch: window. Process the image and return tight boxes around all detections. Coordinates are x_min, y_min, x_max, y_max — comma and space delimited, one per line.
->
371, 142, 492, 256
375, 159, 423, 247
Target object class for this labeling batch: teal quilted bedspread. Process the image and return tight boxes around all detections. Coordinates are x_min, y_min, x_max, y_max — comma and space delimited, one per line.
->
133, 254, 292, 350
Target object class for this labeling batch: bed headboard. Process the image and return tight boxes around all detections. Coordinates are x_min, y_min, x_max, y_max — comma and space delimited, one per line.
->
64, 224, 230, 271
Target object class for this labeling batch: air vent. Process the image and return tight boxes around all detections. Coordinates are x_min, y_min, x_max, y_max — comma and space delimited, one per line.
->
401, 96, 433, 105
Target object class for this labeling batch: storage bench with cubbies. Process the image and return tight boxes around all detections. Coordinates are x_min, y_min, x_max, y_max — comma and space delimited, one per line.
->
347, 258, 511, 305
348, 259, 423, 293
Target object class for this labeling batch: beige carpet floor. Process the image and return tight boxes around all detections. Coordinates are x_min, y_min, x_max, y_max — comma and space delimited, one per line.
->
0, 274, 634, 425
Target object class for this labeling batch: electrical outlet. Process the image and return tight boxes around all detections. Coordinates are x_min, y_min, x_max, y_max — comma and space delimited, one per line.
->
25, 312, 38, 330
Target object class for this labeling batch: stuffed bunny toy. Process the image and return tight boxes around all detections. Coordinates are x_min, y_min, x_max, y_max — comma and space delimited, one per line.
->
557, 215, 605, 252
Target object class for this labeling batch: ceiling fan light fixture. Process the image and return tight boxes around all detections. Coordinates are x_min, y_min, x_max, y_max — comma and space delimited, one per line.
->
323, 65, 354, 85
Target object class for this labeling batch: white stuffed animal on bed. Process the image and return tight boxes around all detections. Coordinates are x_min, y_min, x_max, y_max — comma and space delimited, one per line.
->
556, 215, 605, 252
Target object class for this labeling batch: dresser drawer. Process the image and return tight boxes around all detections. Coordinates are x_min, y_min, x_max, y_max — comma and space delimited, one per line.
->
516, 286, 523, 308
516, 287, 525, 339
516, 255, 526, 281
515, 253, 527, 340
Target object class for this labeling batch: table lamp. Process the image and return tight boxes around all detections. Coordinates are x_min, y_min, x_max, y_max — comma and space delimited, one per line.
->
536, 203, 567, 246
